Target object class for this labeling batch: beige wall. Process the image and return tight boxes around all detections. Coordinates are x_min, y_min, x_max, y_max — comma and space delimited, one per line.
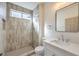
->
44, 2, 79, 44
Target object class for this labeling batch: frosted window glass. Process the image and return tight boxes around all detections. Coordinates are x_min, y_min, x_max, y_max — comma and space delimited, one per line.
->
10, 9, 32, 20
22, 13, 31, 20
10, 9, 22, 18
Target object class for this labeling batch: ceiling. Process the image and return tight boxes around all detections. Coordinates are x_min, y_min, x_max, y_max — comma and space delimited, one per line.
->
12, 2, 39, 10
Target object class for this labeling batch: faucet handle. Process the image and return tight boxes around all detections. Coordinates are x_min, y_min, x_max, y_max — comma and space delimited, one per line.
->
61, 34, 64, 38
58, 36, 61, 40
61, 34, 64, 41
65, 39, 70, 43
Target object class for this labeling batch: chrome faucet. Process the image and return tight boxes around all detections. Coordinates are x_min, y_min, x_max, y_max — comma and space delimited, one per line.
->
61, 34, 64, 42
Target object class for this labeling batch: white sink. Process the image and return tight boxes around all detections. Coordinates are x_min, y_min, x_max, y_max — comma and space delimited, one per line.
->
50, 40, 71, 46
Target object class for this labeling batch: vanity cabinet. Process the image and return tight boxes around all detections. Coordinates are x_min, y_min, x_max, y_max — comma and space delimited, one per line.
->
43, 42, 76, 56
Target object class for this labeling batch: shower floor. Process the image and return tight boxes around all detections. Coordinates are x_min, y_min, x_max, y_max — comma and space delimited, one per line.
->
6, 46, 34, 56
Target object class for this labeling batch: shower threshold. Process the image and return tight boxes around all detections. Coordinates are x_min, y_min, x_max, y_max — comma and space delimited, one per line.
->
6, 46, 34, 56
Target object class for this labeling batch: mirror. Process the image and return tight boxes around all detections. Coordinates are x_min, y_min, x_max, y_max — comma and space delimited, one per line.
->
56, 3, 79, 32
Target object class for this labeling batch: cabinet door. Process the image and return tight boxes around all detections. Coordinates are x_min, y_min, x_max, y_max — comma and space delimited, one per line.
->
44, 48, 57, 56
44, 42, 75, 56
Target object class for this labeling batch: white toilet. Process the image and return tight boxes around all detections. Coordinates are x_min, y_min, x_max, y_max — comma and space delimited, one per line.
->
35, 46, 44, 56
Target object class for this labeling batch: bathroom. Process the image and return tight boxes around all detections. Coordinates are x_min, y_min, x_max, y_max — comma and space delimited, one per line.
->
0, 2, 79, 56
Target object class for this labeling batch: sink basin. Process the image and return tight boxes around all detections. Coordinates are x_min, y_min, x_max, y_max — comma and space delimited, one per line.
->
51, 40, 64, 45
51, 40, 71, 46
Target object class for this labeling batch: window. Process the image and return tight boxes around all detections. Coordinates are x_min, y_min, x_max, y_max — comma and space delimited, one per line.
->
10, 9, 22, 18
10, 9, 32, 20
23, 13, 31, 20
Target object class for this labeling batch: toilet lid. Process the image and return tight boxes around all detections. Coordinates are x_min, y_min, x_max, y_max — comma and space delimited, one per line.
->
35, 46, 44, 52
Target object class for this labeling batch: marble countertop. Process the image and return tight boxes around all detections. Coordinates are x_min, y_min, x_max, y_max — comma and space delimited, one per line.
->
44, 39, 79, 56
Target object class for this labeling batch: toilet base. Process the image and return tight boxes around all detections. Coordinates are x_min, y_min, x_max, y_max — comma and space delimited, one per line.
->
35, 46, 44, 56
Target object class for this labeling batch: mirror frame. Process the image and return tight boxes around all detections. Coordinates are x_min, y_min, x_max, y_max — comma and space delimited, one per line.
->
55, 2, 79, 32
